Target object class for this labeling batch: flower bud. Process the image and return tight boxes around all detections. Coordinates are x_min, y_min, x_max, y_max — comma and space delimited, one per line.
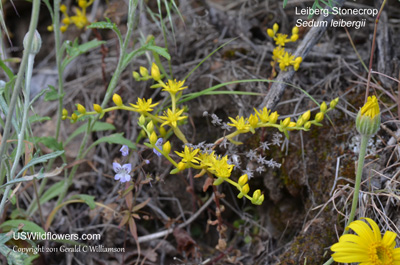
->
281, 117, 291, 128
139, 66, 149, 77
60, 26, 68, 33
330, 97, 339, 109
296, 117, 304, 127
356, 96, 380, 136
62, 17, 71, 25
71, 113, 78, 122
146, 121, 154, 133
304, 121, 311, 130
138, 115, 146, 126
320, 102, 327, 113
62, 108, 68, 116
315, 112, 324, 122
251, 189, 261, 204
269, 111, 279, 124
292, 26, 299, 35
23, 30, 42, 55
60, 4, 67, 13
302, 110, 311, 122
267, 28, 274, 38
163, 141, 171, 154
77, 104, 86, 114
241, 184, 250, 195
248, 114, 258, 128
112, 94, 123, 106
149, 131, 158, 145
273, 23, 279, 33
151, 63, 161, 81
290, 34, 298, 42
159, 126, 167, 137
132, 71, 140, 81
238, 174, 248, 186
93, 104, 102, 113
47, 25, 54, 32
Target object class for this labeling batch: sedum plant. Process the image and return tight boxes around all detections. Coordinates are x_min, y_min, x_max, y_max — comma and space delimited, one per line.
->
63, 62, 339, 205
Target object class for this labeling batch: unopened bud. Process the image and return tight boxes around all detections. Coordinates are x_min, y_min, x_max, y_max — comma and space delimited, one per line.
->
146, 121, 154, 133
23, 30, 42, 55
132, 71, 140, 81
320, 102, 327, 113
238, 174, 248, 187
139, 66, 149, 77
77, 104, 86, 114
151, 63, 161, 81
138, 115, 146, 126
315, 112, 324, 122
163, 141, 171, 154
273, 23, 279, 33
149, 131, 158, 145
330, 97, 339, 109
269, 111, 279, 124
93, 104, 102, 113
112, 94, 123, 106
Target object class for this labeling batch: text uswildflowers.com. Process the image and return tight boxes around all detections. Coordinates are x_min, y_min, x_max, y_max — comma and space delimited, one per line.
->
13, 232, 101, 241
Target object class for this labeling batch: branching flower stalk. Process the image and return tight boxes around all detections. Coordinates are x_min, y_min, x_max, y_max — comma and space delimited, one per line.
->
67, 61, 339, 204
0, 0, 41, 217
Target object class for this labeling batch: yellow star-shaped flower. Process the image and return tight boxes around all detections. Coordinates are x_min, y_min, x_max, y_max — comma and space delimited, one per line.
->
130, 98, 159, 113
160, 108, 187, 128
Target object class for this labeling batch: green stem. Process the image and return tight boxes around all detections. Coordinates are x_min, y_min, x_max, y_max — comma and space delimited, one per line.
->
346, 135, 369, 228
55, 0, 139, 205
322, 134, 369, 265
0, 0, 41, 216
53, 0, 64, 141
38, 0, 63, 199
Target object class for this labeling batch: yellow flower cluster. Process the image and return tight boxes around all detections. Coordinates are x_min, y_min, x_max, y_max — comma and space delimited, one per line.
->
48, 0, 93, 33
172, 147, 264, 205
225, 97, 338, 142
63, 61, 339, 206
267, 23, 302, 72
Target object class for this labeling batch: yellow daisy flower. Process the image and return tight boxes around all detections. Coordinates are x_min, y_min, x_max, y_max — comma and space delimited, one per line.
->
331, 218, 400, 264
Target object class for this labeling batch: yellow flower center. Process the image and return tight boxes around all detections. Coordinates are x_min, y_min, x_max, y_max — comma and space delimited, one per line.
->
370, 242, 393, 265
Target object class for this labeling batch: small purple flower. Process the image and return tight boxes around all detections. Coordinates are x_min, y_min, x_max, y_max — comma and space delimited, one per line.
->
153, 138, 163, 157
113, 162, 131, 183
120, 145, 129, 156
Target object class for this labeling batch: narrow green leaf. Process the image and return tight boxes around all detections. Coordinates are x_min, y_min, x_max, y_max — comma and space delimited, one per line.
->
69, 194, 96, 210
62, 39, 106, 70
34, 136, 63, 151
29, 181, 65, 215
65, 121, 116, 145
44, 85, 64, 101
0, 220, 45, 234
147, 45, 171, 60
29, 114, 51, 124
15, 151, 64, 179
83, 133, 135, 157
